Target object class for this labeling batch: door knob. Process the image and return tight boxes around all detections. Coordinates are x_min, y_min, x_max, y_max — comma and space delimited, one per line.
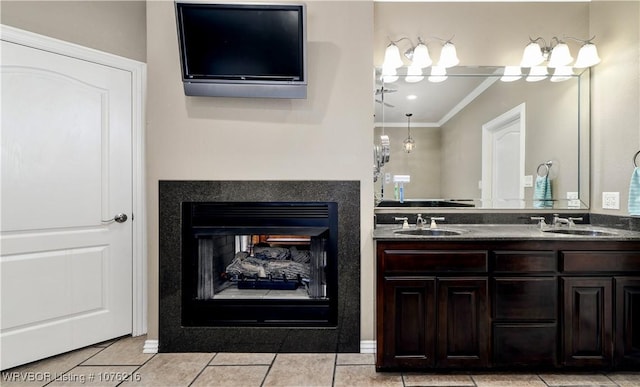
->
102, 213, 128, 223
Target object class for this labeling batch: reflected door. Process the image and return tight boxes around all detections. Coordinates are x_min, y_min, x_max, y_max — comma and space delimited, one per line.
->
481, 104, 526, 207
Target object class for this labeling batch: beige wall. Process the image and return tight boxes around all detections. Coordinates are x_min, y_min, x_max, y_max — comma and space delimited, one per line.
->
145, 0, 375, 340
3, 0, 638, 348
374, 126, 442, 199
590, 1, 640, 215
0, 1, 146, 62
374, 2, 589, 67
440, 76, 581, 202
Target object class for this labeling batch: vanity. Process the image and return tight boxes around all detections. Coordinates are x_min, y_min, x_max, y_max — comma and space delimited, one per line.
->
373, 220, 640, 371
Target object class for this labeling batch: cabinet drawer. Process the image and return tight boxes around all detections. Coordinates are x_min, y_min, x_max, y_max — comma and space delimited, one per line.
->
492, 251, 556, 273
493, 277, 557, 320
562, 251, 640, 272
493, 323, 557, 366
382, 250, 488, 273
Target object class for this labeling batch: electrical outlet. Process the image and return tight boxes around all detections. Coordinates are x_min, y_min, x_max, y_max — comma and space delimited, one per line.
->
567, 192, 579, 200
384, 173, 391, 184
602, 192, 620, 210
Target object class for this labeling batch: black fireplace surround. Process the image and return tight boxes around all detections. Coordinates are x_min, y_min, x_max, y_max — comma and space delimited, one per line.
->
159, 180, 360, 353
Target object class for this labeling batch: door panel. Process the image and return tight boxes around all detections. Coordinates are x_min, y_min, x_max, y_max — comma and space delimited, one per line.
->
1, 40, 133, 370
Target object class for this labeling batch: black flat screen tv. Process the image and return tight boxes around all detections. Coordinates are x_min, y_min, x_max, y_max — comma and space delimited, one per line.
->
175, 2, 307, 99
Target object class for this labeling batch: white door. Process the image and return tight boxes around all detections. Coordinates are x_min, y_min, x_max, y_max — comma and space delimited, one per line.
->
481, 104, 526, 208
492, 121, 521, 200
1, 40, 133, 370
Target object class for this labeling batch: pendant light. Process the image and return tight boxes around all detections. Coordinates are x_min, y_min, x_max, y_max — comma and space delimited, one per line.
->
403, 113, 415, 153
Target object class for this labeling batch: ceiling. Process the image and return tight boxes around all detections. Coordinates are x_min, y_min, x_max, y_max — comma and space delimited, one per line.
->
374, 66, 501, 127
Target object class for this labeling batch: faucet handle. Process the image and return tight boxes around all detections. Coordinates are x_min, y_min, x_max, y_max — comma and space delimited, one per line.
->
568, 217, 583, 226
530, 216, 547, 229
429, 216, 445, 229
394, 217, 410, 229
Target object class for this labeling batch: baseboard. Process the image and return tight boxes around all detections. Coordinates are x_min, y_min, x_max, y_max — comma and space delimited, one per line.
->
360, 340, 376, 354
143, 339, 158, 354
144, 339, 372, 354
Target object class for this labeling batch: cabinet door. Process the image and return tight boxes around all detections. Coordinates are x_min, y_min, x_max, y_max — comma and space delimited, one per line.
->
436, 278, 490, 367
380, 277, 436, 369
615, 277, 640, 367
562, 277, 613, 367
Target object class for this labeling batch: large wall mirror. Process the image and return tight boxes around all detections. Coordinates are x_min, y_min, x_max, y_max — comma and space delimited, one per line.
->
374, 66, 590, 210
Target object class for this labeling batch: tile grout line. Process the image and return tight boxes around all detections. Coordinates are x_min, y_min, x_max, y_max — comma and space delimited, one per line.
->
186, 353, 216, 387
40, 339, 120, 387
259, 353, 278, 387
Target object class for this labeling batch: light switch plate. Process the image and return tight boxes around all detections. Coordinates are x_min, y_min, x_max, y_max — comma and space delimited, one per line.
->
602, 192, 620, 210
524, 175, 533, 188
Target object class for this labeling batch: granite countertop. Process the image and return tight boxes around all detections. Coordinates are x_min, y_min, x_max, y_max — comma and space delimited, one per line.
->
373, 223, 640, 241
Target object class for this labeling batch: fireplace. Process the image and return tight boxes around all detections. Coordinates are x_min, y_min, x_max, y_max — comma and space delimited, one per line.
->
159, 180, 360, 353
182, 201, 338, 326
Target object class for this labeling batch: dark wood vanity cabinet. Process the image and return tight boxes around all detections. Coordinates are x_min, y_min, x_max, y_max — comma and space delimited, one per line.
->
376, 243, 489, 369
376, 240, 640, 371
561, 251, 640, 368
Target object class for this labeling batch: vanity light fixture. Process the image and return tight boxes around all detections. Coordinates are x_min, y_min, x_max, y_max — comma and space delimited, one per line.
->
505, 36, 599, 83
520, 36, 600, 68
403, 113, 416, 153
381, 36, 458, 83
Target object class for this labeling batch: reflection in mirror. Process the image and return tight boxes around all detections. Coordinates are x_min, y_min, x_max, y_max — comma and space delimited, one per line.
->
374, 66, 589, 210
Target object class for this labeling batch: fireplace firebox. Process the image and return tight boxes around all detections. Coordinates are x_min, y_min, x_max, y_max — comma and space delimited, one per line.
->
182, 202, 338, 326
159, 180, 359, 353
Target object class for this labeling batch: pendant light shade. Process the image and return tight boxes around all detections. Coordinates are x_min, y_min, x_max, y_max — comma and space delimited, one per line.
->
405, 64, 424, 83
548, 42, 573, 68
380, 64, 399, 83
574, 42, 601, 68
428, 65, 447, 83
383, 43, 404, 69
412, 43, 432, 68
500, 66, 522, 82
520, 41, 545, 67
550, 66, 574, 82
403, 113, 415, 153
526, 66, 548, 82
438, 42, 459, 68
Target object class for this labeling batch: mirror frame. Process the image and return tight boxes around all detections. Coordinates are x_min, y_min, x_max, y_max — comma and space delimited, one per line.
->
374, 66, 590, 212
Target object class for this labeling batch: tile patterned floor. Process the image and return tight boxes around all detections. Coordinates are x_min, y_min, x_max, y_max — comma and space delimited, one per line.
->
2, 336, 639, 387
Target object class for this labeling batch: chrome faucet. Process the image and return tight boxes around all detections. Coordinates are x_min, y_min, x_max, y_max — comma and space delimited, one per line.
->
552, 214, 571, 227
415, 214, 426, 229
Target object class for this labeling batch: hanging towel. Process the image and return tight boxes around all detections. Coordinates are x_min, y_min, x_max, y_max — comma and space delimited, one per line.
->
628, 167, 640, 215
533, 175, 553, 208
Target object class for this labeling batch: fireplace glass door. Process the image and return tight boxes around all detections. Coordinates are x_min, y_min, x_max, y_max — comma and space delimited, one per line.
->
181, 202, 338, 327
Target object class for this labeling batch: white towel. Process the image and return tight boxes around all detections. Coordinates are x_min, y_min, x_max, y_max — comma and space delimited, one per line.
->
628, 167, 640, 215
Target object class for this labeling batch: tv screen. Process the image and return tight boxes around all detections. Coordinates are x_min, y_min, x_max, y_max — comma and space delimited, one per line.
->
175, 2, 307, 98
